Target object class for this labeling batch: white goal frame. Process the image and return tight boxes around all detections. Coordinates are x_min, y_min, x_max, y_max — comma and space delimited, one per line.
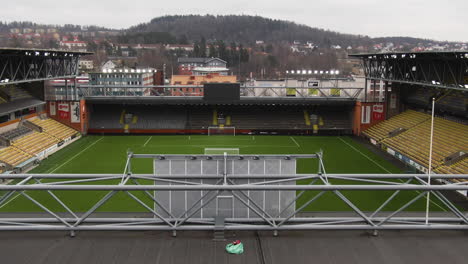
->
204, 148, 240, 155
207, 126, 236, 136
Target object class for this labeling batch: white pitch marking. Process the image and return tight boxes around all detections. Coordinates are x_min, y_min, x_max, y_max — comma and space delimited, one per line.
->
290, 136, 300, 148
143, 136, 153, 147
0, 193, 21, 209
1, 137, 105, 209
50, 137, 104, 173
338, 137, 391, 173
338, 137, 447, 212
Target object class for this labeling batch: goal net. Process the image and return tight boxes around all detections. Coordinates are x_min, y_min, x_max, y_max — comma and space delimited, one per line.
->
207, 126, 236, 136
204, 148, 240, 155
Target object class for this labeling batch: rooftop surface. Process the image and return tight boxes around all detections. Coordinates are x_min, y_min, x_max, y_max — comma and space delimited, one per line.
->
0, 230, 467, 264
0, 47, 92, 55
349, 50, 468, 58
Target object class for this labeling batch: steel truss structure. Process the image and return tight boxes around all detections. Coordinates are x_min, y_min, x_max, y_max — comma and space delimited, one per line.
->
0, 48, 91, 85
47, 85, 363, 102
350, 52, 468, 91
0, 153, 467, 234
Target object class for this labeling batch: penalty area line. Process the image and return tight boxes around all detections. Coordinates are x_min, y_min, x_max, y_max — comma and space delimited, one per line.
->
290, 136, 300, 148
143, 136, 153, 147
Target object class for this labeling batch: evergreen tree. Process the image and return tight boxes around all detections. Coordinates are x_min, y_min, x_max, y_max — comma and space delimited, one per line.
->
208, 44, 217, 58
200, 36, 207, 57
217, 40, 227, 61
193, 42, 200, 57
229, 42, 238, 66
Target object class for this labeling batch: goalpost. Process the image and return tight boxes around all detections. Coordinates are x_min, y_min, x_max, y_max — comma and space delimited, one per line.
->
207, 126, 236, 136
204, 148, 240, 155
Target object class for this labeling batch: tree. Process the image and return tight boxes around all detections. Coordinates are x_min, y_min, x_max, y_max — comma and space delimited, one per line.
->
193, 42, 200, 57
87, 41, 98, 52
217, 40, 227, 61
267, 55, 278, 67
178, 34, 189, 44
200, 36, 207, 57
208, 44, 217, 58
229, 42, 239, 67
240, 45, 249, 63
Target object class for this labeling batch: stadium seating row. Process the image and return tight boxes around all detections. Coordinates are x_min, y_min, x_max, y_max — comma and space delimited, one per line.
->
12, 131, 58, 155
0, 126, 32, 140
363, 110, 429, 141
435, 158, 468, 177
0, 85, 32, 101
364, 110, 468, 175
0, 118, 78, 168
30, 119, 77, 140
0, 146, 33, 167
89, 105, 353, 132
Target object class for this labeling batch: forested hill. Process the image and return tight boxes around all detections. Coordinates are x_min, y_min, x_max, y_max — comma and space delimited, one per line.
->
127, 15, 435, 47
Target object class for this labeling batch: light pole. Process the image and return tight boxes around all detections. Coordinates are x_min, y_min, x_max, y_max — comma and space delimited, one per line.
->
425, 97, 435, 225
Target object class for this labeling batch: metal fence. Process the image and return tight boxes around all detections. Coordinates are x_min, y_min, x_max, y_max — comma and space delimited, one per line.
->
0, 152, 466, 235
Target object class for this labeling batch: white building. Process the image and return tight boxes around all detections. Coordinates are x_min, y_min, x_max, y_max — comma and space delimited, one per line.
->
59, 41, 88, 52
101, 60, 118, 72
79, 60, 94, 70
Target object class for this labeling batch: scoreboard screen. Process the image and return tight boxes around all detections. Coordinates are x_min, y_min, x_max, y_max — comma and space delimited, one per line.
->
203, 83, 240, 103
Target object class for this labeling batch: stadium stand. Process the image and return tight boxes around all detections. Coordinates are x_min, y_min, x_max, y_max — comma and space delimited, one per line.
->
0, 85, 32, 101
129, 106, 187, 130
0, 126, 32, 141
0, 117, 79, 170
226, 106, 309, 130
364, 111, 468, 174
403, 87, 467, 118
88, 104, 354, 134
363, 110, 430, 142
435, 158, 468, 176
0, 146, 33, 167
187, 107, 213, 129
12, 131, 59, 155
31, 118, 78, 140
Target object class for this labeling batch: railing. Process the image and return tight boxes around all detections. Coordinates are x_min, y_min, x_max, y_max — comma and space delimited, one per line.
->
45, 84, 364, 101
0, 173, 467, 234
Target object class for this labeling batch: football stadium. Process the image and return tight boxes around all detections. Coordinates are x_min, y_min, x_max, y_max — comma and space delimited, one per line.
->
0, 48, 467, 263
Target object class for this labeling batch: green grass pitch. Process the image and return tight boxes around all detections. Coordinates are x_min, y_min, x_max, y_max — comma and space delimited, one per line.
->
0, 135, 448, 212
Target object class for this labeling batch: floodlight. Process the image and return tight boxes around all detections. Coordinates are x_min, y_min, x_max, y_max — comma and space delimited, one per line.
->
308, 70, 312, 74
314, 70, 318, 74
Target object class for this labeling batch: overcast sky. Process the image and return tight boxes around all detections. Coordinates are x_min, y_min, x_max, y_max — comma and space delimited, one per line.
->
2, 0, 467, 42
